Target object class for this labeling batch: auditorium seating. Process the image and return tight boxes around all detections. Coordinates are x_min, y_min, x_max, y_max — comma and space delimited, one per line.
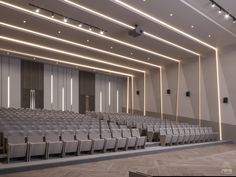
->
0, 108, 219, 163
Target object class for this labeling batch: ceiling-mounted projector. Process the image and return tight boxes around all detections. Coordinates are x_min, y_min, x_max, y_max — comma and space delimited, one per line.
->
128, 24, 143, 37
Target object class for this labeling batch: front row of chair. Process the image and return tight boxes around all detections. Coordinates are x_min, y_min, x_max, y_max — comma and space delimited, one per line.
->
6, 128, 146, 163
159, 127, 218, 146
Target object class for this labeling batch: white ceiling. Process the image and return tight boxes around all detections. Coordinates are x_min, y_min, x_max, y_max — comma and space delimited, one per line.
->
0, 0, 235, 77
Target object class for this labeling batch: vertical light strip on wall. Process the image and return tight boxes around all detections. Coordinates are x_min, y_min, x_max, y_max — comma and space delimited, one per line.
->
108, 81, 111, 106
71, 77, 73, 106
160, 67, 163, 120
199, 56, 202, 126
62, 87, 65, 111
117, 90, 119, 113
100, 91, 102, 112
216, 50, 222, 140
144, 73, 146, 116
127, 77, 129, 113
176, 63, 181, 122
7, 76, 10, 108
131, 76, 134, 114
50, 74, 53, 104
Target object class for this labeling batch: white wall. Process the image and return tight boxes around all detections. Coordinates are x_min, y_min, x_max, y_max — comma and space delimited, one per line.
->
44, 64, 79, 112
95, 73, 125, 113
0, 55, 21, 108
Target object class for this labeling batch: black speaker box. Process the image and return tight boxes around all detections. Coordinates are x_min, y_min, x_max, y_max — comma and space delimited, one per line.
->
223, 97, 228, 103
186, 91, 191, 97
167, 89, 171, 94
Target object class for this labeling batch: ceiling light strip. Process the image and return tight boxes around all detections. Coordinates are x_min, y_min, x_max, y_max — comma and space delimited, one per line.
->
0, 48, 134, 77
111, 0, 216, 50
0, 22, 161, 68
0, 36, 145, 73
0, 1, 179, 62
61, 0, 200, 56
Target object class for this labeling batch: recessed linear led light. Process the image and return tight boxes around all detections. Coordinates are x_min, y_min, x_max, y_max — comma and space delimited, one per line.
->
0, 23, 161, 69
0, 36, 145, 73
110, 0, 216, 50
0, 1, 180, 63
0, 48, 134, 77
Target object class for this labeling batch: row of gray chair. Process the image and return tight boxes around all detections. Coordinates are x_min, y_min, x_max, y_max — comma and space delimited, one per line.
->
6, 128, 146, 163
158, 127, 218, 146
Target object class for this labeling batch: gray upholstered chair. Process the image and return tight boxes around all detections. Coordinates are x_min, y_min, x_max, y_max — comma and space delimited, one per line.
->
76, 129, 92, 155
171, 128, 179, 145
131, 129, 146, 149
122, 129, 137, 150
27, 130, 46, 161
101, 129, 117, 152
177, 128, 185, 144
45, 130, 63, 159
89, 129, 105, 154
111, 129, 127, 151
160, 128, 172, 146
6, 131, 27, 163
61, 130, 78, 157
183, 128, 191, 144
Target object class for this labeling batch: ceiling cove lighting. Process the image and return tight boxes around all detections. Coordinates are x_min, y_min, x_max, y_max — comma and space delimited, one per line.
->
0, 48, 134, 77
111, 0, 216, 50
60, 0, 200, 57
0, 1, 180, 62
0, 36, 145, 73
0, 23, 161, 69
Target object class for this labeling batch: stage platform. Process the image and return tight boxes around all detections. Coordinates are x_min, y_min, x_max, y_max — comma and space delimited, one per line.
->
0, 140, 232, 175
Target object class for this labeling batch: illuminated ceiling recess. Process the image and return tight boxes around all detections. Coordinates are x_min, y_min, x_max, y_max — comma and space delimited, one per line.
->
0, 48, 134, 77
0, 1, 179, 63
60, 0, 200, 56
110, 0, 222, 140
0, 36, 146, 73
0, 22, 161, 68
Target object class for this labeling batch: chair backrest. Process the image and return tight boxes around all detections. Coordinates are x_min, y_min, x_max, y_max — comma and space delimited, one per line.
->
76, 129, 89, 140
166, 128, 173, 135
147, 125, 154, 132
27, 130, 44, 143
122, 129, 132, 138
178, 128, 185, 135
89, 129, 100, 139
190, 128, 196, 135
7, 130, 26, 144
172, 128, 179, 135
61, 130, 75, 141
111, 129, 122, 138
194, 128, 200, 135
131, 129, 141, 137
159, 128, 166, 135
184, 128, 190, 135
101, 129, 112, 139
45, 130, 61, 141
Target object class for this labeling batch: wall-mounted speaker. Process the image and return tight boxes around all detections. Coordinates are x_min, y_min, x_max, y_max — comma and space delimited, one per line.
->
136, 90, 140, 95
167, 89, 171, 94
223, 97, 228, 103
186, 91, 191, 97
